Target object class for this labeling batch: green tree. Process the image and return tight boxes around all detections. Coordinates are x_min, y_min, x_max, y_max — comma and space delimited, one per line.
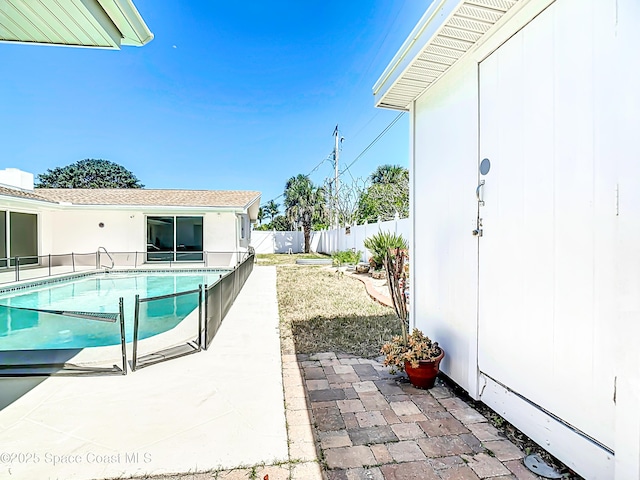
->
284, 174, 327, 253
257, 207, 265, 226
264, 200, 280, 222
271, 215, 291, 231
36, 159, 144, 188
370, 164, 407, 185
356, 165, 408, 223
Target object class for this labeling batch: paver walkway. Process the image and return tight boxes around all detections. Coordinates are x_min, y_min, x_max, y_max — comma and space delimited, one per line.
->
283, 351, 541, 480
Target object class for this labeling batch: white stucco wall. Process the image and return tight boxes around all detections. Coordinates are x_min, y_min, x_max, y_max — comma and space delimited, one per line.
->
40, 209, 241, 260
46, 209, 144, 254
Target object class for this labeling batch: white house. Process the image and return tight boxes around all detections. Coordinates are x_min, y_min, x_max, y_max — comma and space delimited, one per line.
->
0, 169, 260, 268
374, 0, 640, 478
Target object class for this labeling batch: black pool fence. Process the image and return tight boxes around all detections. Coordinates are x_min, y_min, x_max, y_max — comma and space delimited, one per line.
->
131, 287, 203, 371
0, 299, 127, 377
0, 249, 252, 285
130, 252, 255, 371
203, 252, 254, 349
0, 252, 255, 376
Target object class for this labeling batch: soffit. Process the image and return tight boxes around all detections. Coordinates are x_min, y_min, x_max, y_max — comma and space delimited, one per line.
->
373, 0, 520, 110
0, 0, 152, 49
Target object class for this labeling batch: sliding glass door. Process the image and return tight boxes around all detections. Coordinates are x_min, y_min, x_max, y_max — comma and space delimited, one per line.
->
147, 216, 203, 262
0, 211, 38, 267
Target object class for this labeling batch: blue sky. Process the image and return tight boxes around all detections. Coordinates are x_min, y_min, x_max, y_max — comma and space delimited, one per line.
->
1, 1, 429, 209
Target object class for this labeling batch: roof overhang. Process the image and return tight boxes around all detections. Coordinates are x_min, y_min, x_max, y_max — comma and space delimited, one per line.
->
0, 0, 153, 49
373, 0, 520, 110
245, 194, 261, 222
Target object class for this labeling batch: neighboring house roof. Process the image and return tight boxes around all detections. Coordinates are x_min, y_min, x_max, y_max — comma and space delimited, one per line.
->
373, 0, 520, 110
0, 185, 52, 203
0, 0, 153, 49
34, 189, 261, 210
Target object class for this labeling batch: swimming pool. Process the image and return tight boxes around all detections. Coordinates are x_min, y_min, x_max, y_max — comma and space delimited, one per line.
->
0, 270, 226, 350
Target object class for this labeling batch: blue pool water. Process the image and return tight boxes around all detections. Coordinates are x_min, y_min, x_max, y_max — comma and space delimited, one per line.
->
0, 271, 226, 350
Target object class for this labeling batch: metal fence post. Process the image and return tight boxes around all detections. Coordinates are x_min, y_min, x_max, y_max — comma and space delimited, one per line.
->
48, 254, 51, 277
203, 284, 208, 350
119, 297, 127, 375
132, 294, 140, 371
14, 257, 19, 282
198, 284, 203, 351
72, 252, 76, 272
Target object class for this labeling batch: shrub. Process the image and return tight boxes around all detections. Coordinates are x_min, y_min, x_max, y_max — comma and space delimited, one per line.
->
363, 231, 407, 270
332, 250, 362, 266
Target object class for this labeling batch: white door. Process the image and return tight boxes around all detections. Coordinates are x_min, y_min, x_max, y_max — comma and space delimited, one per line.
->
478, 0, 616, 450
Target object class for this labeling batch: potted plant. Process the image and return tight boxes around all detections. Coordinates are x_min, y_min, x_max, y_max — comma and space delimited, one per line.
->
377, 240, 445, 389
381, 328, 444, 389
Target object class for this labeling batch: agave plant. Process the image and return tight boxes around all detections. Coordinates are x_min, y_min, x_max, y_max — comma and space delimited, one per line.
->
364, 231, 409, 336
363, 231, 407, 271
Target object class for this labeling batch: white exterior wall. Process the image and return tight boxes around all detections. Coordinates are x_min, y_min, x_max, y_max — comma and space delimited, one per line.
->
412, 60, 479, 395
408, 0, 640, 477
42, 208, 240, 257
203, 212, 238, 252
47, 209, 145, 253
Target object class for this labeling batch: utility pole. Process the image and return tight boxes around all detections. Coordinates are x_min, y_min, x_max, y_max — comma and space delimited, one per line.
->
333, 125, 340, 228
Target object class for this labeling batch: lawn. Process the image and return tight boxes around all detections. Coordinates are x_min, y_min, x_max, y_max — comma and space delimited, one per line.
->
256, 252, 330, 266
274, 259, 401, 358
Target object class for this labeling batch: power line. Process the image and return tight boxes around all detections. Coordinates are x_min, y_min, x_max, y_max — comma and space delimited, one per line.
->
339, 111, 405, 179
261, 111, 406, 207
262, 152, 334, 204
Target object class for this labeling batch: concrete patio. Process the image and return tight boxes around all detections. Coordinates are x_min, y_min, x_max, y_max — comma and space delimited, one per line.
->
0, 265, 545, 480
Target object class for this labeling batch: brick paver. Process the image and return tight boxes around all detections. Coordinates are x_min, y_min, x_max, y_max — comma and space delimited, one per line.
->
283, 352, 543, 480
324, 445, 376, 469
462, 452, 512, 478
379, 461, 440, 480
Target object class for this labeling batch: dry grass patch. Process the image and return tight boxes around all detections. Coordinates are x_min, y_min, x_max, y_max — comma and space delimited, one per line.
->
277, 266, 401, 357
256, 253, 330, 266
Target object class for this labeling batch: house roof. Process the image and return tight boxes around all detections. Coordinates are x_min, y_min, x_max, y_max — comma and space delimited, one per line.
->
0, 0, 153, 49
34, 189, 261, 210
373, 0, 520, 110
0, 185, 53, 203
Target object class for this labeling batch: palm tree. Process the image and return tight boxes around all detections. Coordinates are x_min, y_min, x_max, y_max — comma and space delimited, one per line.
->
370, 164, 408, 185
257, 207, 265, 226
284, 175, 326, 253
265, 200, 279, 222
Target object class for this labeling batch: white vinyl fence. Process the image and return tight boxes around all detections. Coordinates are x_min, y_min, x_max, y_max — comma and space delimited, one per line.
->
251, 216, 410, 261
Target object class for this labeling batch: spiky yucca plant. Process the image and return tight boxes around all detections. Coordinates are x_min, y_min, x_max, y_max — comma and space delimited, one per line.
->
363, 231, 407, 271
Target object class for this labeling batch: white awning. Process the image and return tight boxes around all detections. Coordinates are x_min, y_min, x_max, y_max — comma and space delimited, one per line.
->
373, 0, 519, 110
0, 0, 153, 49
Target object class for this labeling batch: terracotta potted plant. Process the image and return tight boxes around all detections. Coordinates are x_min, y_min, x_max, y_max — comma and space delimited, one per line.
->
381, 329, 444, 389
378, 240, 444, 389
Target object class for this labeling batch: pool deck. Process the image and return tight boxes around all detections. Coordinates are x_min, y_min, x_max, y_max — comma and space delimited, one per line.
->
0, 265, 543, 480
0, 266, 289, 480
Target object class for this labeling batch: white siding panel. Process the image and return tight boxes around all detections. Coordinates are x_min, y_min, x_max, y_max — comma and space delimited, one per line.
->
478, 0, 615, 457
413, 61, 479, 393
